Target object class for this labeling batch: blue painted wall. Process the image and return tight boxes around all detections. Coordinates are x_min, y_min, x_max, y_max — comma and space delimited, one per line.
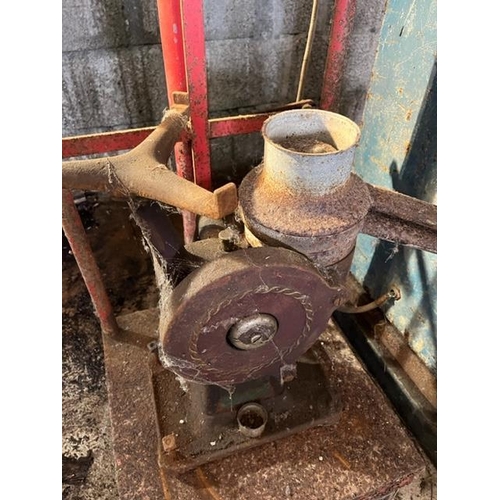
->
351, 0, 437, 373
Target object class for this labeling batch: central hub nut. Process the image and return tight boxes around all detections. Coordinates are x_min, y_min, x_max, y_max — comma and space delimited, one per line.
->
227, 313, 278, 350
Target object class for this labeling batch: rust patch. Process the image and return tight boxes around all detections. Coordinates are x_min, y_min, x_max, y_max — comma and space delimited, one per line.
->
62, 111, 238, 219
163, 321, 426, 499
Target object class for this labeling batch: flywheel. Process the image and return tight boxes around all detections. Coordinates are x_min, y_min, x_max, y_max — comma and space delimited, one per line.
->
159, 247, 342, 386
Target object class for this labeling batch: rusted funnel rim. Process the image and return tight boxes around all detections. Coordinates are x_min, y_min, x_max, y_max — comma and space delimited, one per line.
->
262, 109, 361, 156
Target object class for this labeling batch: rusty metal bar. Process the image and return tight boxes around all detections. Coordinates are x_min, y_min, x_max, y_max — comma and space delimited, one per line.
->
181, 0, 211, 191
362, 183, 437, 253
209, 113, 272, 139
208, 101, 315, 139
157, 0, 197, 243
62, 189, 120, 337
320, 0, 357, 111
62, 127, 155, 158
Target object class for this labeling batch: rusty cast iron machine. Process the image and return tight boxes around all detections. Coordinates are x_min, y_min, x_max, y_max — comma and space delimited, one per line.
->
60, 87, 441, 496
62, 106, 436, 475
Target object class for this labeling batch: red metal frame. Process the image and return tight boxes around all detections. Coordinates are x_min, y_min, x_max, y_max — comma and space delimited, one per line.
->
62, 189, 120, 337
62, 127, 155, 158
157, 0, 196, 243
62, 0, 357, 335
320, 0, 357, 112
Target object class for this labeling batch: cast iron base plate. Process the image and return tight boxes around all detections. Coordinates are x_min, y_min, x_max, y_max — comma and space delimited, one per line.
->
151, 345, 341, 475
105, 309, 426, 500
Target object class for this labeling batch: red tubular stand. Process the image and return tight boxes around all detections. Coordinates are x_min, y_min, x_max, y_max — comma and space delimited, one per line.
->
62, 0, 357, 335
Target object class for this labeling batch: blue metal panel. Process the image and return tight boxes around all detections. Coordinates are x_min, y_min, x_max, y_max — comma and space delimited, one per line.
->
351, 0, 437, 373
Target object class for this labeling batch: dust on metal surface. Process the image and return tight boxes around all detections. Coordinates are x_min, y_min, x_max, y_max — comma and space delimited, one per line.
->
261, 110, 360, 195
159, 246, 342, 386
194, 322, 426, 500
154, 343, 341, 475
62, 111, 238, 220
238, 109, 371, 267
238, 107, 436, 268
106, 309, 425, 499
104, 309, 166, 500
208, 100, 316, 139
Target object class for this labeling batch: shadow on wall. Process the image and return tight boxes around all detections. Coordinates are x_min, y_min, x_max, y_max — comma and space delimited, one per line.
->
363, 60, 437, 369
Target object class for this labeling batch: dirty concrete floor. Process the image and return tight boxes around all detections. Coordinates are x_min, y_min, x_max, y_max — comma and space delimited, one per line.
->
62, 196, 436, 499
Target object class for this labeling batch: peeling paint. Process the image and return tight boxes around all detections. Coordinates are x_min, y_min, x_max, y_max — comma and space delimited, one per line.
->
352, 0, 437, 373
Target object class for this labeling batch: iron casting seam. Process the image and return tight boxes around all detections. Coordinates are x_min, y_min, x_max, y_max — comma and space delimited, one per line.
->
336, 286, 401, 314
296, 0, 320, 101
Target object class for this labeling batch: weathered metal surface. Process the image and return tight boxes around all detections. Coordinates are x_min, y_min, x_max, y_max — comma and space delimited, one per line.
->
334, 276, 436, 463
227, 313, 278, 350
363, 184, 437, 253
262, 109, 360, 194
167, 321, 426, 499
320, 0, 357, 112
238, 107, 437, 277
61, 189, 119, 336
350, 0, 437, 372
208, 101, 316, 140
62, 127, 155, 158
153, 342, 341, 475
209, 113, 273, 139
337, 285, 400, 314
374, 322, 436, 408
104, 309, 167, 499
62, 111, 238, 220
181, 0, 212, 191
157, 0, 187, 102
238, 109, 371, 266
159, 247, 343, 386
157, 0, 197, 244
105, 309, 426, 499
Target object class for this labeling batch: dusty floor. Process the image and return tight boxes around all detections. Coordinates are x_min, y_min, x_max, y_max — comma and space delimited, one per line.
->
62, 196, 436, 499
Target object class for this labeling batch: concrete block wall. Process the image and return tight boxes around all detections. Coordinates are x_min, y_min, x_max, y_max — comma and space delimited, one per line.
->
62, 0, 386, 183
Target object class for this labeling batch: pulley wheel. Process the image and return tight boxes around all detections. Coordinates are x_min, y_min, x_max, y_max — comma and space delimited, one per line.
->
159, 247, 341, 386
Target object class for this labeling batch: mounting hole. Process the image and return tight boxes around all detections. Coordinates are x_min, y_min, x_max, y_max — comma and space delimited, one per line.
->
147, 341, 158, 352
237, 403, 268, 438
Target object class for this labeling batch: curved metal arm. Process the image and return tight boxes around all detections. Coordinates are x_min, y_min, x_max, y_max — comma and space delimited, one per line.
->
62, 110, 238, 220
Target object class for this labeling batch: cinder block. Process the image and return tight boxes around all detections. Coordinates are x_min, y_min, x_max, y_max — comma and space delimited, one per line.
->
205, 0, 273, 41
62, 45, 166, 136
62, 0, 160, 52
207, 35, 305, 112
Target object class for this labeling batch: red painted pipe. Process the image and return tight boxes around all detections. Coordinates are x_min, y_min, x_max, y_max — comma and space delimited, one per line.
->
181, 0, 212, 192
157, 0, 197, 243
320, 0, 357, 112
62, 127, 155, 158
62, 189, 120, 337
